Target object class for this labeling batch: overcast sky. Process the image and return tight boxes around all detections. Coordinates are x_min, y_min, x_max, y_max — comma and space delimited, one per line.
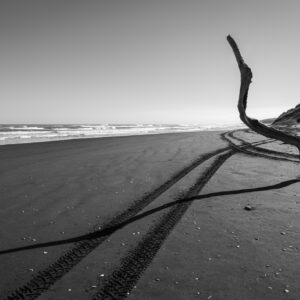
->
1, 0, 300, 124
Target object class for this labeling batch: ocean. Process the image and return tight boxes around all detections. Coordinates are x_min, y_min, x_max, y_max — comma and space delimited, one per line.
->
0, 123, 244, 145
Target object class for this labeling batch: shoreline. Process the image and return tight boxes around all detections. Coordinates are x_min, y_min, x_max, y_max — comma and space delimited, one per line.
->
0, 123, 245, 146
0, 128, 233, 148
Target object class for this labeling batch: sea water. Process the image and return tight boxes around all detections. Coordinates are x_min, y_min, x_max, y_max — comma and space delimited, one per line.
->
0, 123, 244, 145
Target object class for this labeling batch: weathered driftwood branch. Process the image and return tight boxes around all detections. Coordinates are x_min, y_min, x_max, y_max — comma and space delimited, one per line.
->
227, 35, 300, 158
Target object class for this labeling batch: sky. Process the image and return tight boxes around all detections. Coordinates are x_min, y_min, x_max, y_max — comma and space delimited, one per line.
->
1, 0, 300, 124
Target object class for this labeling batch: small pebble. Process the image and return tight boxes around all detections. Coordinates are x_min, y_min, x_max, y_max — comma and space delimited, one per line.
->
268, 286, 273, 290
29, 268, 34, 272
244, 205, 255, 211
284, 289, 289, 293
155, 278, 160, 282
236, 245, 240, 248
121, 242, 126, 246
43, 251, 48, 255
280, 232, 286, 235
68, 289, 72, 292
196, 227, 201, 230
100, 274, 105, 277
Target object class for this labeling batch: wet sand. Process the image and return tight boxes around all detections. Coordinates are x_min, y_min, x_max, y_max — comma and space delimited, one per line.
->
0, 130, 299, 299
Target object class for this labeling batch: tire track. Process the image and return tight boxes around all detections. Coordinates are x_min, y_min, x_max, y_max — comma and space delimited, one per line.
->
2, 147, 229, 300
227, 130, 299, 159
91, 130, 298, 299
92, 150, 234, 300
222, 131, 299, 162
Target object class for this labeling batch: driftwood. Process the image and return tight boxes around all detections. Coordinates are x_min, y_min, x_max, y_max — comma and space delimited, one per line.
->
227, 35, 300, 158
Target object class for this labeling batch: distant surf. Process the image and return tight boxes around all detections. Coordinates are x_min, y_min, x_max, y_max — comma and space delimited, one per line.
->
0, 123, 245, 145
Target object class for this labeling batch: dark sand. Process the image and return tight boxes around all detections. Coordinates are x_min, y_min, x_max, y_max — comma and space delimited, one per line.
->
0, 130, 299, 299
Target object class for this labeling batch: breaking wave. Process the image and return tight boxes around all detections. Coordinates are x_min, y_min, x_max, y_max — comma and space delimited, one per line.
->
0, 123, 244, 145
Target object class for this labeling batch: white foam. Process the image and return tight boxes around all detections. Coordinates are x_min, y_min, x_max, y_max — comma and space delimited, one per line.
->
0, 123, 244, 145
8, 126, 45, 130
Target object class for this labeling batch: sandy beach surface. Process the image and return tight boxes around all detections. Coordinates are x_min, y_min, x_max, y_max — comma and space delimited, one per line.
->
0, 130, 300, 300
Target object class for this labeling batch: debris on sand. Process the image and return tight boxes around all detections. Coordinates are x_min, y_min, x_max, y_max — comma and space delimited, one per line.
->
244, 205, 255, 211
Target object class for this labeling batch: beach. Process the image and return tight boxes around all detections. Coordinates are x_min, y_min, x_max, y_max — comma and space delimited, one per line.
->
0, 130, 300, 299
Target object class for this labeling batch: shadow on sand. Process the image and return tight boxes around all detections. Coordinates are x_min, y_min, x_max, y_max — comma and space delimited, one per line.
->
0, 178, 299, 255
